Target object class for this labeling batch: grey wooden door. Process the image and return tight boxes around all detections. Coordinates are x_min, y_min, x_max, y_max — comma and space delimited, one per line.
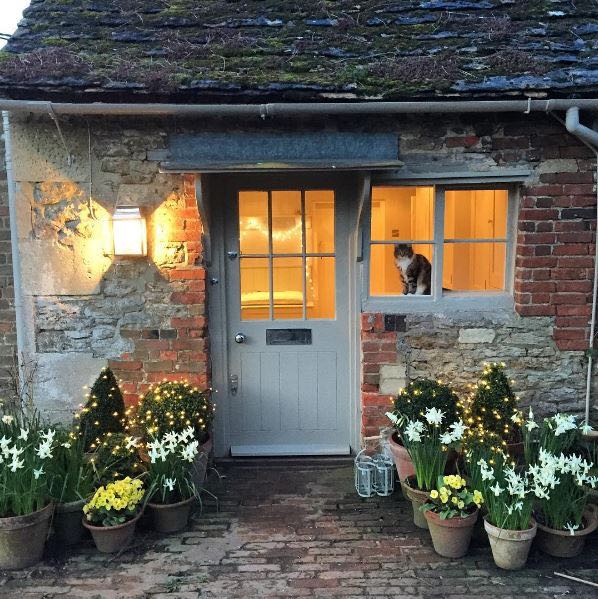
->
224, 180, 351, 456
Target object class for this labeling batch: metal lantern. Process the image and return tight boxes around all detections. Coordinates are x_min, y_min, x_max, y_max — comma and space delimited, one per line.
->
354, 449, 376, 498
373, 454, 395, 497
112, 206, 147, 257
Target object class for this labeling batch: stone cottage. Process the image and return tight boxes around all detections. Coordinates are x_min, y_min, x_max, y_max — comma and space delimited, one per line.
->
0, 1, 596, 456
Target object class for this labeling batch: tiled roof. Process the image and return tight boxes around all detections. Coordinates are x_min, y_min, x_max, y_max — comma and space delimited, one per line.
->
0, 0, 597, 102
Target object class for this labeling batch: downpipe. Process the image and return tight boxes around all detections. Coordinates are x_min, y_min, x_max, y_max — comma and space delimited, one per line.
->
565, 107, 598, 427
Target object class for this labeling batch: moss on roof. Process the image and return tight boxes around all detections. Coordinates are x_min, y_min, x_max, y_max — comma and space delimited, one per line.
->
0, 0, 596, 102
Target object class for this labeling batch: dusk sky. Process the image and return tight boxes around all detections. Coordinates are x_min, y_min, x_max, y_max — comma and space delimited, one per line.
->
0, 1, 30, 46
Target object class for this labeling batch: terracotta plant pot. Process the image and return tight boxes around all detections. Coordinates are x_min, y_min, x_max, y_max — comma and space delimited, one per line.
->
83, 511, 142, 554
400, 476, 430, 530
484, 516, 537, 570
535, 506, 598, 558
147, 496, 195, 533
424, 509, 479, 558
53, 498, 87, 546
389, 433, 416, 481
0, 502, 54, 570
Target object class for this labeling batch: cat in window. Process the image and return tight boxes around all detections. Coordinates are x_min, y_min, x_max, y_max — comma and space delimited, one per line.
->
394, 244, 431, 295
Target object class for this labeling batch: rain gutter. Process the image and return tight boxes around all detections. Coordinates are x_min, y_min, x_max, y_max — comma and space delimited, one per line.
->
0, 98, 596, 117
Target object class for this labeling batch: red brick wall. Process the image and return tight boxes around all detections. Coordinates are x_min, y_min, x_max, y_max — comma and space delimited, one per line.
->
108, 175, 209, 404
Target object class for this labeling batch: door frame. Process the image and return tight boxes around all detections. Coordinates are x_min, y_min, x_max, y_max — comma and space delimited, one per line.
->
206, 172, 362, 457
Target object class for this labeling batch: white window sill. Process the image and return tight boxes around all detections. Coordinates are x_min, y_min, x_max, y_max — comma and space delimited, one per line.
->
362, 293, 514, 314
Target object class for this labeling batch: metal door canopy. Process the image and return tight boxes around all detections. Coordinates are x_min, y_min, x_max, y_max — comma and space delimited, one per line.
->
162, 131, 401, 172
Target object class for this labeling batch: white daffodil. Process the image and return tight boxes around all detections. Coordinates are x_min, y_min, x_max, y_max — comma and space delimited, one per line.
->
125, 436, 140, 450
385, 411, 399, 425
424, 407, 444, 426
490, 482, 504, 496
18, 428, 29, 441
553, 413, 577, 436
404, 420, 423, 443
148, 447, 160, 463
61, 442, 71, 448
33, 467, 44, 480
449, 420, 467, 441
9, 457, 24, 472
2, 415, 14, 425
163, 477, 176, 492
580, 423, 593, 435
440, 432, 453, 445
181, 440, 199, 462
40, 429, 56, 444
480, 465, 496, 482
564, 522, 580, 536
178, 427, 195, 443
35, 441, 53, 460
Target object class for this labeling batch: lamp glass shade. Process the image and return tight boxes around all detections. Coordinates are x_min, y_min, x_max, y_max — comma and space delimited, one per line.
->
113, 206, 147, 256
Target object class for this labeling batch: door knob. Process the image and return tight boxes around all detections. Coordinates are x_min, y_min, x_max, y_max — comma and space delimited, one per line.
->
234, 332, 246, 344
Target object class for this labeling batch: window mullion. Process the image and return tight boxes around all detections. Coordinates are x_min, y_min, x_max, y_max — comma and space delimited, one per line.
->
433, 187, 445, 300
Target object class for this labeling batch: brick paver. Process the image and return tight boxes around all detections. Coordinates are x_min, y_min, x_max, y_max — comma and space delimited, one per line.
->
0, 460, 596, 598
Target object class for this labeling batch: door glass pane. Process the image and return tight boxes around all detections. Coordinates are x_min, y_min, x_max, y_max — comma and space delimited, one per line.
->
239, 191, 269, 255
305, 190, 335, 253
370, 243, 433, 296
273, 257, 303, 320
272, 191, 302, 254
443, 242, 506, 291
371, 186, 434, 242
240, 258, 270, 320
307, 257, 335, 319
445, 190, 508, 239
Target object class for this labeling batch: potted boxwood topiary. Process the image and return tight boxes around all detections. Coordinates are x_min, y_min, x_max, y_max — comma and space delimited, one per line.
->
386, 378, 459, 481
0, 413, 57, 569
82, 477, 145, 553
78, 367, 126, 452
136, 381, 214, 488
145, 427, 200, 533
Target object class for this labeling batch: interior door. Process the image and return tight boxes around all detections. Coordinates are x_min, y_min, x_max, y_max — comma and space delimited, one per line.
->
224, 180, 351, 456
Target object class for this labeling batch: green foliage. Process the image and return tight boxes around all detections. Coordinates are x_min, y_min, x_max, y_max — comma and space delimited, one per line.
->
90, 432, 144, 486
391, 378, 459, 428
48, 428, 97, 503
79, 367, 126, 451
137, 382, 214, 443
469, 363, 519, 442
421, 474, 483, 520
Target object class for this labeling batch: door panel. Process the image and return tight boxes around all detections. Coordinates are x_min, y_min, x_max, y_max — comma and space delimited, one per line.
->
225, 181, 350, 456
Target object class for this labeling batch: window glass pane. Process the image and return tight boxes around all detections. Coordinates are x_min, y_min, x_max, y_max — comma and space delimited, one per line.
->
307, 257, 335, 319
239, 191, 269, 255
305, 190, 335, 254
272, 191, 302, 254
371, 186, 434, 242
445, 190, 508, 240
273, 257, 303, 319
240, 258, 270, 320
443, 242, 506, 291
370, 244, 433, 296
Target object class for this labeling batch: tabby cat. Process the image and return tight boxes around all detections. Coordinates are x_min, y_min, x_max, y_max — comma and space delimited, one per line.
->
394, 244, 432, 295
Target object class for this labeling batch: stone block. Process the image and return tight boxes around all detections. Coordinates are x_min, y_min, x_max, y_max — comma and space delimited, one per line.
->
379, 363, 407, 395
458, 328, 496, 344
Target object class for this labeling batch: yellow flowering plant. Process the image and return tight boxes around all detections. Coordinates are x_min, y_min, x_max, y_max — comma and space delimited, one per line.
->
83, 477, 145, 527
421, 475, 484, 520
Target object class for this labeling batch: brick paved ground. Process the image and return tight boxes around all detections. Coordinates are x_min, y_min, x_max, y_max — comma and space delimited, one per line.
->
0, 460, 596, 598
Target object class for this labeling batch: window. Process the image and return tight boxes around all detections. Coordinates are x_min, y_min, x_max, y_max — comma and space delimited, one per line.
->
239, 190, 336, 321
368, 186, 512, 304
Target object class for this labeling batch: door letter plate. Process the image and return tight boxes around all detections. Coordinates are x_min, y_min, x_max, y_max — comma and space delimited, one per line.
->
266, 329, 312, 345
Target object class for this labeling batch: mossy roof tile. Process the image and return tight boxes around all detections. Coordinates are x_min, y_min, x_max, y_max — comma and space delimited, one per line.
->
0, 0, 596, 102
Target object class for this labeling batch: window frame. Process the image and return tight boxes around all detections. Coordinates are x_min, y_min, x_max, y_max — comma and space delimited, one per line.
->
362, 183, 518, 313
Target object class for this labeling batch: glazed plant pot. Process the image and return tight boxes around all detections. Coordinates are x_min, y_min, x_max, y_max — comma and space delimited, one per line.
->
83, 511, 142, 554
53, 498, 87, 546
0, 502, 54, 570
424, 509, 479, 558
535, 506, 598, 558
147, 496, 195, 534
483, 516, 537, 570
400, 476, 430, 530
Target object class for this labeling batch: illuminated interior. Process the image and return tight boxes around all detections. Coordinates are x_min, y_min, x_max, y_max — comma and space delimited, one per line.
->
369, 187, 508, 296
239, 190, 335, 320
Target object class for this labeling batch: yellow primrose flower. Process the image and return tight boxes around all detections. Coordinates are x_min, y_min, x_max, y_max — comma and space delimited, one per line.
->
457, 501, 465, 509
451, 496, 459, 505
430, 490, 439, 499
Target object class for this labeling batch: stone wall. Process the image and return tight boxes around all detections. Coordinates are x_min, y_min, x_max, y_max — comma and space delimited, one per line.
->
0, 122, 17, 397
361, 112, 597, 438
9, 116, 208, 419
